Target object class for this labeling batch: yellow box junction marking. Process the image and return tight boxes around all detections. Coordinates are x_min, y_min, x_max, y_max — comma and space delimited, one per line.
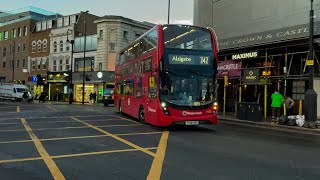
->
147, 131, 170, 180
71, 117, 156, 157
20, 118, 65, 180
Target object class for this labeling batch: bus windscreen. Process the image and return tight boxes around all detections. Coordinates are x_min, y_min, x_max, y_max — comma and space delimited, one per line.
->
163, 25, 213, 51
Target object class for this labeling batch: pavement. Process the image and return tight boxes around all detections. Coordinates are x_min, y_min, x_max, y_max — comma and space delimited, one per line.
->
0, 101, 320, 180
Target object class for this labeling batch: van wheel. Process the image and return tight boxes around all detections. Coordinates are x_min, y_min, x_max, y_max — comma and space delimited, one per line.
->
139, 106, 146, 124
119, 101, 122, 114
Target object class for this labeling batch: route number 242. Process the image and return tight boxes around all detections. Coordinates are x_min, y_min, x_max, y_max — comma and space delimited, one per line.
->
200, 56, 209, 65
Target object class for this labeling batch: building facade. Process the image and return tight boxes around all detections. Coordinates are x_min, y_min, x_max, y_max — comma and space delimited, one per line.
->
194, 0, 320, 118
0, 7, 56, 85
95, 16, 153, 72
48, 12, 98, 101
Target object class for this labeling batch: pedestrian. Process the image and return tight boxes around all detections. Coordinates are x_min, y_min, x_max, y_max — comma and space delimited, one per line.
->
271, 90, 284, 123
89, 92, 93, 103
284, 96, 294, 116
92, 92, 97, 104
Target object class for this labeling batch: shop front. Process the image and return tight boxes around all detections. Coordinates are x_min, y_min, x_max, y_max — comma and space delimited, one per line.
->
26, 75, 47, 99
72, 71, 114, 103
47, 72, 69, 101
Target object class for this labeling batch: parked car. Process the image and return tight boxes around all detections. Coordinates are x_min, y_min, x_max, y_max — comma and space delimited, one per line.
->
0, 83, 28, 101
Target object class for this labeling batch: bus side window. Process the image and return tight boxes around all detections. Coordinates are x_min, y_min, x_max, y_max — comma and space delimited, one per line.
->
13, 88, 16, 93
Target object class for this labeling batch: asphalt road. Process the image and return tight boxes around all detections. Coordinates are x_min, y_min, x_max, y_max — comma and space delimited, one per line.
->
0, 101, 319, 180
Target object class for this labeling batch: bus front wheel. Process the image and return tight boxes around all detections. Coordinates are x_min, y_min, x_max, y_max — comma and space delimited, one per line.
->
139, 106, 146, 124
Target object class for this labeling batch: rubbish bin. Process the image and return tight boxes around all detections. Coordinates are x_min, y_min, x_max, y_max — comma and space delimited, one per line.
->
246, 102, 262, 121
237, 102, 247, 120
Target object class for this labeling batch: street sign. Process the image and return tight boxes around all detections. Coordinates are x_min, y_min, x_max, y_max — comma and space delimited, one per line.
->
243, 69, 259, 85
306, 60, 314, 66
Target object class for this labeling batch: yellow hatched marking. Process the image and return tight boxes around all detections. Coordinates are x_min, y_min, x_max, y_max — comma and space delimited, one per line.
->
52, 147, 157, 159
71, 117, 156, 157
147, 131, 170, 180
20, 118, 65, 180
0, 132, 163, 144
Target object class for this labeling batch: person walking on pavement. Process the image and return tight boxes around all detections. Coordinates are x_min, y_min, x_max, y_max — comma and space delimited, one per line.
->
89, 92, 93, 103
284, 96, 295, 116
271, 90, 284, 123
92, 92, 97, 104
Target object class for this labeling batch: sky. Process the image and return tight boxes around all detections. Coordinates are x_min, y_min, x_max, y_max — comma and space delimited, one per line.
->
0, 0, 194, 24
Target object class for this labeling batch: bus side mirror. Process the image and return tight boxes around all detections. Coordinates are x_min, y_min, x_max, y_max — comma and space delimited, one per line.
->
149, 77, 155, 88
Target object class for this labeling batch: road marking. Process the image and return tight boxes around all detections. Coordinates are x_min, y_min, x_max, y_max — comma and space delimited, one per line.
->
46, 105, 57, 112
147, 131, 170, 180
16, 106, 20, 112
112, 115, 140, 124
0, 122, 21, 125
52, 147, 157, 159
0, 157, 43, 164
71, 117, 156, 157
0, 124, 143, 133
20, 118, 65, 180
0, 132, 163, 144
0, 147, 158, 164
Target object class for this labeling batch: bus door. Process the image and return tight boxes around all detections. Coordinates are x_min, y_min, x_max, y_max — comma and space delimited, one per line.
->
145, 75, 158, 123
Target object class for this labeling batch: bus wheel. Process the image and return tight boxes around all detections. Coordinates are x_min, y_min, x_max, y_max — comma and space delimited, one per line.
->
119, 101, 122, 114
139, 106, 146, 124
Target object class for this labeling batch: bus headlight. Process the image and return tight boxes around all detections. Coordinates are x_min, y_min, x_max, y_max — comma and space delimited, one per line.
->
212, 102, 218, 112
161, 102, 170, 116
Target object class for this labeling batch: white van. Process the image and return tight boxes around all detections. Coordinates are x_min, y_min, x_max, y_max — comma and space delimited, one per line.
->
0, 83, 28, 101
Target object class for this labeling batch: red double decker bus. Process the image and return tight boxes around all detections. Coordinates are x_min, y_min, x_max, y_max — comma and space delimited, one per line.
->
115, 24, 219, 126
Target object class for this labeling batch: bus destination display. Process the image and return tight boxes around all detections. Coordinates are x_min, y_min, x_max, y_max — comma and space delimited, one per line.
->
168, 54, 211, 65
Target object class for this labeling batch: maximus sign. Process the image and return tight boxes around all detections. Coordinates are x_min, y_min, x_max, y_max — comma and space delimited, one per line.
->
232, 51, 258, 60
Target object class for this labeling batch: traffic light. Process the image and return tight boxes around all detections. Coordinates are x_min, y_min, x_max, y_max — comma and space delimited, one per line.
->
36, 74, 43, 86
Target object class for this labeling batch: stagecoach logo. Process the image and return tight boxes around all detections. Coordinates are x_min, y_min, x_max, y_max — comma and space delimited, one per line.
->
172, 56, 192, 63
148, 107, 156, 113
182, 111, 203, 116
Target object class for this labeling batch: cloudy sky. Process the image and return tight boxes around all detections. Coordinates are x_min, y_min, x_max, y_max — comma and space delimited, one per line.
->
0, 0, 194, 24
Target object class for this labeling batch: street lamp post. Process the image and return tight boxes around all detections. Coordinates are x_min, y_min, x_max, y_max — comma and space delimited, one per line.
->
82, 11, 89, 105
168, 0, 170, 24
304, 0, 317, 126
67, 29, 74, 104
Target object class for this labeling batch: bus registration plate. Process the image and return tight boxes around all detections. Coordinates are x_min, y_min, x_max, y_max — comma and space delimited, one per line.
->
185, 121, 199, 125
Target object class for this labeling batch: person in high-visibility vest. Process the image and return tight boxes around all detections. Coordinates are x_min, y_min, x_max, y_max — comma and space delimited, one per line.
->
271, 90, 284, 123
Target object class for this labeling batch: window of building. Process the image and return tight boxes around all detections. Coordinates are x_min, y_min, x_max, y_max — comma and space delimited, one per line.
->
70, 15, 76, 24
32, 59, 36, 71
48, 20, 53, 29
66, 57, 70, 70
60, 40, 64, 52
18, 28, 22, 37
110, 42, 115, 51
22, 43, 26, 52
42, 58, 47, 70
16, 59, 20, 69
99, 63, 102, 71
4, 31, 8, 40
53, 60, 57, 71
59, 59, 63, 71
37, 40, 42, 52
2, 62, 5, 68
64, 16, 70, 26
12, 29, 16, 38
99, 30, 103, 39
53, 41, 57, 52
2, 46, 6, 59
123, 31, 128, 39
43, 39, 48, 52
57, 18, 63, 27
32, 41, 36, 53
66, 40, 70, 51
17, 44, 20, 53
36, 22, 41, 31
37, 58, 41, 70
22, 59, 26, 68
10, 44, 13, 54
23, 26, 27, 36
42, 21, 47, 30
